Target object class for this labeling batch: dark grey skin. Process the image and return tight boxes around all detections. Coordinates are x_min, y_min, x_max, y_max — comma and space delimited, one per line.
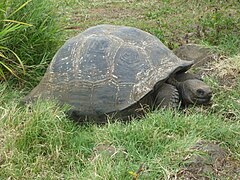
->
154, 72, 212, 109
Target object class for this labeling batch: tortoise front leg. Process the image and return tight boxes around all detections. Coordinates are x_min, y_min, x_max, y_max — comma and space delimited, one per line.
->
153, 83, 179, 109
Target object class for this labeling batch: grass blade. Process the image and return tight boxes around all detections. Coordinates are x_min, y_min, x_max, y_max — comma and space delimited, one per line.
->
0, 52, 7, 59
0, 61, 20, 79
0, 67, 6, 80
0, 8, 6, 13
3, 20, 33, 27
0, 46, 25, 75
8, 0, 32, 18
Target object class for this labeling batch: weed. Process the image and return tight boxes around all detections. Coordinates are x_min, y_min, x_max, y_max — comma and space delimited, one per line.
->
0, 0, 62, 84
199, 10, 240, 55
0, 1, 32, 80
144, 0, 240, 55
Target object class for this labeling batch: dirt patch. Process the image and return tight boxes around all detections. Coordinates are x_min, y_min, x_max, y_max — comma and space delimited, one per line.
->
173, 141, 240, 179
90, 6, 143, 20
174, 44, 219, 78
64, 3, 146, 33
174, 44, 218, 68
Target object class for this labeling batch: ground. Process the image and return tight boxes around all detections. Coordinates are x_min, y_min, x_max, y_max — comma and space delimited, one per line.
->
0, 0, 239, 179
56, 1, 240, 177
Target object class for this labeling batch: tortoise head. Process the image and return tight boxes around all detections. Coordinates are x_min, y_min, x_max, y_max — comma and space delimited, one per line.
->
178, 79, 212, 106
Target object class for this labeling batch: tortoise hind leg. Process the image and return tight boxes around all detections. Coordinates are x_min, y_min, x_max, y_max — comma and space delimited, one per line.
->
154, 83, 179, 109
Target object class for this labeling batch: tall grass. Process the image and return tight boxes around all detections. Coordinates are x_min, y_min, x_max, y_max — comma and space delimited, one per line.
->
0, 0, 61, 84
0, 0, 32, 80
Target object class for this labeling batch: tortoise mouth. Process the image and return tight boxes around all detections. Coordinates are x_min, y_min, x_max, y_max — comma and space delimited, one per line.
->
193, 97, 211, 104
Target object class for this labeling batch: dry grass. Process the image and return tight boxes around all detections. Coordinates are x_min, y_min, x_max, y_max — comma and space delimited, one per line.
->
211, 55, 240, 88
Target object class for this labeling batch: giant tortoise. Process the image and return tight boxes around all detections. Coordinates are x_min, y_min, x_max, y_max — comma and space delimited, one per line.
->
23, 25, 212, 122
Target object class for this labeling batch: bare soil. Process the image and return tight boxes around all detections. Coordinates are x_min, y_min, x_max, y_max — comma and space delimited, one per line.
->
174, 141, 240, 179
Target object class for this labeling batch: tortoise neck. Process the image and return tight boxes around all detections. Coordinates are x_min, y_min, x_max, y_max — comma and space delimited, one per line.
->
167, 75, 181, 88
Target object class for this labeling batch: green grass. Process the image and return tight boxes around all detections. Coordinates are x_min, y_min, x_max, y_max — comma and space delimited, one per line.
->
0, 83, 239, 179
0, 0, 62, 84
0, 0, 32, 80
57, 0, 240, 55
0, 0, 240, 179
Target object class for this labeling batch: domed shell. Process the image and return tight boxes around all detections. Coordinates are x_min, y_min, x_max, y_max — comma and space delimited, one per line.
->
24, 25, 193, 115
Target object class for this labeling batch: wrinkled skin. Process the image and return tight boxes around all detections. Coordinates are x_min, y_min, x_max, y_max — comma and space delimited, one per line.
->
178, 79, 212, 105
154, 72, 212, 108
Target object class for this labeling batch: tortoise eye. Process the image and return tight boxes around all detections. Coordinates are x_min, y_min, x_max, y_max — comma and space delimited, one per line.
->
197, 89, 205, 96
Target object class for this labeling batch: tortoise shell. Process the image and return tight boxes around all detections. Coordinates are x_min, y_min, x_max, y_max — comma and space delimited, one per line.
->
24, 25, 193, 116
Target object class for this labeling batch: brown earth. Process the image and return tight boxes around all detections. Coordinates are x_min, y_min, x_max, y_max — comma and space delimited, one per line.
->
173, 141, 240, 179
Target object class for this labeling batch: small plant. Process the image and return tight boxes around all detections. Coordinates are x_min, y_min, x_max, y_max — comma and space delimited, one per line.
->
0, 0, 61, 83
0, 0, 32, 80
199, 9, 240, 55
144, 1, 240, 56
